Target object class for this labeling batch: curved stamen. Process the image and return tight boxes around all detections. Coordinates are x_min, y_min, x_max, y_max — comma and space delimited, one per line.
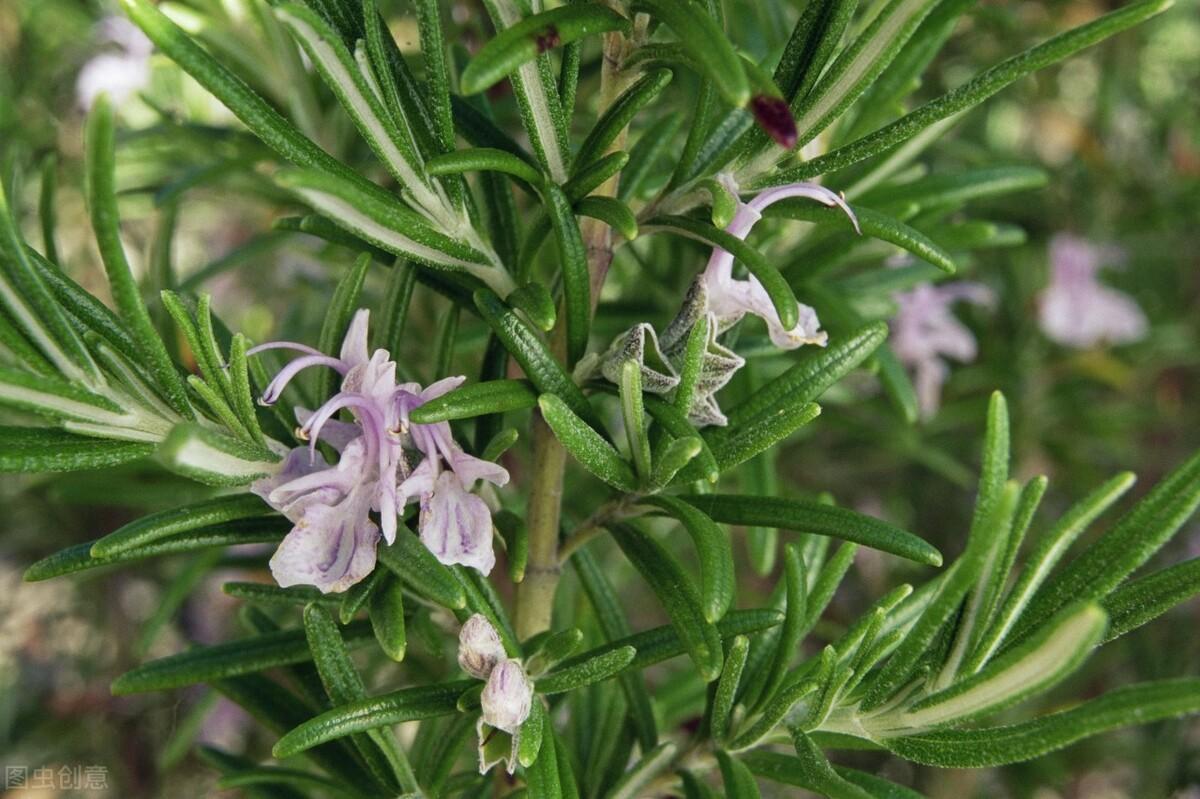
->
302, 394, 383, 464
247, 341, 332, 359
260, 355, 350, 405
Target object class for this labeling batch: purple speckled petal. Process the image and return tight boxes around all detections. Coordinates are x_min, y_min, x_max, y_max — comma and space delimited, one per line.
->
418, 471, 496, 575
269, 492, 380, 593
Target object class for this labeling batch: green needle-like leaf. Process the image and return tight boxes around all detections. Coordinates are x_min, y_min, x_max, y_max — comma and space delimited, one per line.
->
273, 680, 472, 758
538, 394, 637, 491
884, 679, 1200, 767
461, 5, 630, 95
611, 522, 724, 681
681, 494, 941, 566
111, 621, 373, 694
631, 0, 749, 106
409, 379, 537, 423
642, 495, 735, 622
761, 0, 1172, 184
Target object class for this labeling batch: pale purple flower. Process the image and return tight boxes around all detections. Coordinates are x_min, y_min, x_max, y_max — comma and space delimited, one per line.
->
76, 17, 153, 110
1038, 234, 1147, 348
249, 310, 508, 593
891, 282, 995, 419
700, 176, 859, 349
458, 613, 508, 680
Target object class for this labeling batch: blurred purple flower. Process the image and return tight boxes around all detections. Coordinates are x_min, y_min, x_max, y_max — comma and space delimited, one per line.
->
891, 282, 995, 418
1038, 233, 1147, 348
700, 177, 859, 350
76, 17, 153, 110
250, 310, 507, 593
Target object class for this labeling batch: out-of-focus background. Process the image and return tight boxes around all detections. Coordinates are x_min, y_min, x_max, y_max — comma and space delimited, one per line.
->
1, 0, 1198, 796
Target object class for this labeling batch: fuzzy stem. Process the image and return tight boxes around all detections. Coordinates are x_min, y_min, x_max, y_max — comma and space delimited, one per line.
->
515, 409, 568, 639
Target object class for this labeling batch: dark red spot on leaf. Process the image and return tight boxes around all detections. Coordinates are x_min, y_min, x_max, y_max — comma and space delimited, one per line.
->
750, 95, 798, 150
535, 26, 561, 54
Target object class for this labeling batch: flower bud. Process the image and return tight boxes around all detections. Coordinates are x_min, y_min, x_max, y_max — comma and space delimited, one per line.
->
481, 659, 533, 734
458, 614, 506, 679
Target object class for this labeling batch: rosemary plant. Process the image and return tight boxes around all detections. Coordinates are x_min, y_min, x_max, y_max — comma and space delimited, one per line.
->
2, 0, 1198, 795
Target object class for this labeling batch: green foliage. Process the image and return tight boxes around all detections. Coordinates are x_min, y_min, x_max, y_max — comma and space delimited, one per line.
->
0, 0, 1194, 795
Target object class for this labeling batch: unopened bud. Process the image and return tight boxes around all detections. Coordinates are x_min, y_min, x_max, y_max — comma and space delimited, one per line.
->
481, 659, 533, 734
457, 614, 506, 679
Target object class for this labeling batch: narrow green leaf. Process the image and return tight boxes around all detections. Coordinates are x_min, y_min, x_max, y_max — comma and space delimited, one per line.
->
410, 379, 537, 423
369, 576, 408, 661
474, 289, 599, 427
461, 5, 630, 95
380, 261, 416, 359
768, 202, 956, 273
0, 188, 98, 386
573, 550, 659, 749
1102, 557, 1200, 643
574, 69, 673, 172
1015, 449, 1200, 643
0, 426, 152, 473
508, 282, 557, 332
479, 0, 571, 182
535, 645, 637, 694
967, 471, 1135, 671
762, 0, 1172, 184
760, 545, 807, 709
38, 154, 58, 264
111, 621, 372, 694
742, 735, 872, 799
272, 680, 471, 758
620, 360, 652, 481
648, 435, 703, 491
859, 482, 1017, 710
377, 526, 467, 610
276, 169, 510, 294
426, 147, 544, 185
120, 0, 350, 178
275, 3, 447, 223
642, 394, 720, 483
91, 494, 270, 557
712, 636, 750, 742
493, 510, 529, 583
518, 697, 547, 768
157, 423, 280, 486
881, 603, 1107, 733
538, 394, 637, 491
303, 605, 417, 794
543, 185, 590, 365
631, 0, 749, 106
314, 255, 370, 403
575, 197, 639, 242
611, 522, 724, 681
25, 518, 287, 582
642, 495, 735, 622
565, 151, 629, 202
680, 494, 941, 566
716, 751, 762, 799
712, 401, 821, 471
885, 678, 1200, 767
526, 719, 563, 799
223, 581, 340, 608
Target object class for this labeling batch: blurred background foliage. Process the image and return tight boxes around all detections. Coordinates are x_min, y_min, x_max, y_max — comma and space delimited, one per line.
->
0, 0, 1198, 796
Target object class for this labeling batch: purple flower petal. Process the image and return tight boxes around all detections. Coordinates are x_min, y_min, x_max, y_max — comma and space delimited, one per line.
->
269, 493, 380, 593
417, 471, 496, 575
